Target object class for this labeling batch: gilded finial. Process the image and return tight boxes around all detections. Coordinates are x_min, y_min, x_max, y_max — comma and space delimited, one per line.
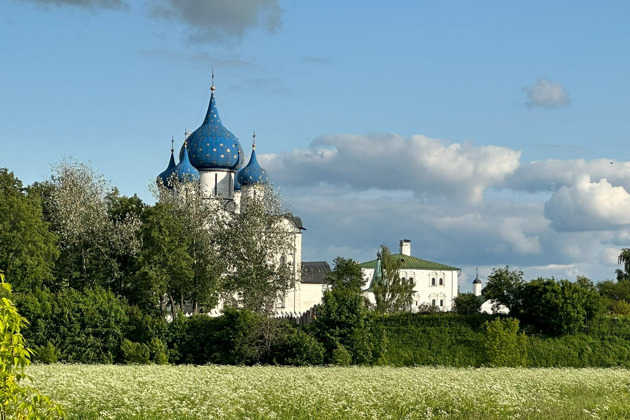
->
185, 129, 189, 140
171, 137, 174, 153
252, 131, 256, 150
211, 68, 215, 91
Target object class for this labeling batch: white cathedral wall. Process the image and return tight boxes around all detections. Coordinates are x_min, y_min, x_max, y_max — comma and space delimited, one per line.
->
361, 268, 459, 311
199, 170, 233, 199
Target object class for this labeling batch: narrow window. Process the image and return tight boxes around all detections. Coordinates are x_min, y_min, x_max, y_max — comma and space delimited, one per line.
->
432, 299, 436, 306
431, 278, 436, 286
439, 278, 443, 286
214, 173, 218, 196
440, 299, 444, 307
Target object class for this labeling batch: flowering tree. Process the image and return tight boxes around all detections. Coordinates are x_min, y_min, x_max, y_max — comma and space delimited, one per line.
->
48, 161, 141, 291
221, 185, 297, 314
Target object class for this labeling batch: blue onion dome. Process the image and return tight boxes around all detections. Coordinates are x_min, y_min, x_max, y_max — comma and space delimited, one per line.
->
175, 141, 200, 182
234, 173, 242, 191
180, 82, 242, 170
238, 134, 270, 186
157, 139, 177, 188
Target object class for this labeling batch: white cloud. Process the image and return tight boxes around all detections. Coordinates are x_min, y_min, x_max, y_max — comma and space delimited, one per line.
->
269, 135, 629, 283
523, 79, 570, 108
262, 133, 521, 204
507, 159, 630, 193
544, 174, 630, 231
149, 0, 282, 43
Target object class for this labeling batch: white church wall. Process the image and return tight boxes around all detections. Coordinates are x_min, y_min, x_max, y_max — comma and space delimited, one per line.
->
199, 170, 233, 199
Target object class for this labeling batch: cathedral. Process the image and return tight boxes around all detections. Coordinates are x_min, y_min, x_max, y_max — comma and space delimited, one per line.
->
156, 77, 327, 315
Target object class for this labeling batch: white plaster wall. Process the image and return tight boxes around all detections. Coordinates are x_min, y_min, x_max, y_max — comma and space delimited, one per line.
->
361, 268, 459, 311
199, 170, 233, 199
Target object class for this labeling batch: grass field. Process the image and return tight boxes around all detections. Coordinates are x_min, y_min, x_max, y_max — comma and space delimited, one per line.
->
27, 364, 630, 419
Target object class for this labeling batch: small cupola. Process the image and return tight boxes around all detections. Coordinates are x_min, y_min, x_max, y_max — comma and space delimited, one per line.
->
175, 141, 200, 183
238, 132, 270, 186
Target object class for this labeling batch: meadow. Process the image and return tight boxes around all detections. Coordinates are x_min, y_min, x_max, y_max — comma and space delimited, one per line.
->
27, 364, 630, 419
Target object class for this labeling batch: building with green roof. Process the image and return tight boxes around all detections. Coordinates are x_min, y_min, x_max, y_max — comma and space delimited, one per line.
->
359, 239, 460, 311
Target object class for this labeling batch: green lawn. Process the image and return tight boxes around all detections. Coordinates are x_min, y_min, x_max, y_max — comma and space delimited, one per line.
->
28, 364, 630, 419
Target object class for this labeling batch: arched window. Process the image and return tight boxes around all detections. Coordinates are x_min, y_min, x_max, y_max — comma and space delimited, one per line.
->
431, 278, 436, 286
432, 299, 436, 306
440, 299, 444, 307
439, 278, 443, 286
401, 277, 406, 283
409, 277, 414, 286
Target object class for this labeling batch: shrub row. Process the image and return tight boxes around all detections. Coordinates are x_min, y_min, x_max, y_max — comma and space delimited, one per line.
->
14, 288, 630, 367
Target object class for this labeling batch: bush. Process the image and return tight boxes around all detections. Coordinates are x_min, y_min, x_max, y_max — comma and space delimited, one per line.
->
483, 317, 528, 367
331, 343, 352, 366
149, 337, 169, 365
33, 342, 59, 364
609, 299, 630, 315
275, 329, 324, 366
121, 339, 150, 364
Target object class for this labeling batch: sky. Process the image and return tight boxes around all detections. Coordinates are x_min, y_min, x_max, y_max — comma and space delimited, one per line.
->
3, 0, 630, 291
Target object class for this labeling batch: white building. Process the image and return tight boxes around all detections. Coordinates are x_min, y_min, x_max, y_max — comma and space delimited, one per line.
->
359, 239, 460, 311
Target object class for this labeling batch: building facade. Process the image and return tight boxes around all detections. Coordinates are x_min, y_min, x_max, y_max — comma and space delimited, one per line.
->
359, 239, 460, 311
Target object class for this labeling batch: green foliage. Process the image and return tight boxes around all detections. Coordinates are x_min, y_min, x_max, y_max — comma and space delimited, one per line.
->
483, 317, 528, 367
121, 339, 151, 364
452, 293, 484, 315
48, 161, 142, 291
372, 246, 415, 314
376, 312, 488, 366
316, 258, 378, 363
0, 169, 58, 292
33, 342, 59, 364
331, 343, 352, 366
16, 287, 129, 363
221, 185, 295, 314
0, 273, 63, 419
148, 338, 169, 365
274, 329, 325, 366
608, 299, 630, 315
482, 266, 524, 311
598, 279, 630, 302
484, 267, 603, 336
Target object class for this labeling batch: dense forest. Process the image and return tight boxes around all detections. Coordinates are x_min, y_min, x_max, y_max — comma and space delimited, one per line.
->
3, 164, 630, 367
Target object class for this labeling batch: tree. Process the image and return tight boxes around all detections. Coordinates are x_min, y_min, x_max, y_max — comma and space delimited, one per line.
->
452, 293, 484, 315
150, 180, 228, 316
48, 161, 141, 291
483, 317, 528, 367
0, 169, 58, 292
372, 246, 415, 314
221, 185, 296, 314
617, 248, 630, 281
481, 266, 524, 312
316, 258, 377, 364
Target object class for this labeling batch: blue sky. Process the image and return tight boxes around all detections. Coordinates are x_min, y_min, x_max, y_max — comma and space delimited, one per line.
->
3, 0, 630, 290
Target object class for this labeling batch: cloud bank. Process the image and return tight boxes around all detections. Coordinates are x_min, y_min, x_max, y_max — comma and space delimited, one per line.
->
261, 132, 630, 282
263, 133, 521, 204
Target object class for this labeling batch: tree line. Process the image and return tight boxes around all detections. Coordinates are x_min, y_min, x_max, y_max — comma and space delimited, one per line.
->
3, 163, 630, 366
